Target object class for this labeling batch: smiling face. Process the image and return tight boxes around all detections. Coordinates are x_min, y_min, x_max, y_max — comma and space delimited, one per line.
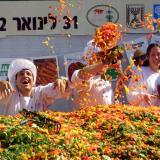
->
148, 46, 160, 72
15, 69, 34, 96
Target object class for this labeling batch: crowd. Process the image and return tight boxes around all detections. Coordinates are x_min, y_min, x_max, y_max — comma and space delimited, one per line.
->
0, 23, 159, 115
0, 42, 159, 116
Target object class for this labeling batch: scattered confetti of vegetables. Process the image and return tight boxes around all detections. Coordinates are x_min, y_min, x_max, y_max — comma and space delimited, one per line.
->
0, 105, 160, 160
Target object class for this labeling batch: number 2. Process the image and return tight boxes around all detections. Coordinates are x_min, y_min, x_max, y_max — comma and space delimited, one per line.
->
0, 18, 6, 31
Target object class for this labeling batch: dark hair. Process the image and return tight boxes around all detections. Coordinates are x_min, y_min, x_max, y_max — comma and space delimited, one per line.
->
142, 43, 160, 66
133, 55, 146, 66
68, 62, 85, 81
146, 43, 160, 56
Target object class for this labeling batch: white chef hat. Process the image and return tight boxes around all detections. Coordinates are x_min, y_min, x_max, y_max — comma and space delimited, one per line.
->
8, 59, 37, 87
84, 39, 100, 58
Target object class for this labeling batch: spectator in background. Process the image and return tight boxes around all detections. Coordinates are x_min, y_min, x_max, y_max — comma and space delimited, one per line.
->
114, 49, 146, 103
127, 43, 160, 107
0, 59, 68, 115
132, 49, 146, 67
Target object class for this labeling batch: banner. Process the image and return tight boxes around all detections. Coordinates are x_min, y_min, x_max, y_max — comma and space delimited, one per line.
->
0, 0, 159, 36
0, 58, 15, 80
150, 35, 160, 44
32, 56, 59, 85
124, 36, 148, 63
153, 4, 160, 31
